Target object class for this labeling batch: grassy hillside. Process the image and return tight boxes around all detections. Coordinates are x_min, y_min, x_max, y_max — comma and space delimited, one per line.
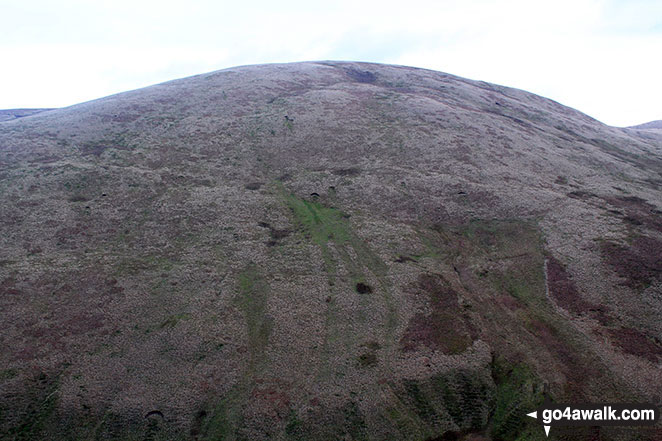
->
0, 61, 661, 440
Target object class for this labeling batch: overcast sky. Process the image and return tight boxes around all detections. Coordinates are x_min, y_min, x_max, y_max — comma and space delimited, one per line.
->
1, 0, 660, 127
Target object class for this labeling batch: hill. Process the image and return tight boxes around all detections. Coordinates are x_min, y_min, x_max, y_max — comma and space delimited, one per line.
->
1, 61, 661, 440
0, 108, 54, 122
629, 120, 662, 130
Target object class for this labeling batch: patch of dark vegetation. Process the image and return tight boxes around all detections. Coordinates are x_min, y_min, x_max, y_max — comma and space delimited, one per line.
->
608, 327, 662, 363
0, 277, 21, 296
402, 310, 470, 354
61, 311, 105, 336
68, 194, 90, 202
358, 341, 380, 367
600, 236, 662, 290
451, 188, 499, 210
345, 68, 377, 83
27, 154, 61, 165
608, 195, 648, 206
245, 182, 263, 190
235, 265, 272, 368
196, 397, 241, 441
547, 257, 610, 324
425, 431, 470, 441
603, 195, 662, 233
400, 274, 473, 354
270, 228, 290, 240
61, 407, 182, 440
0, 370, 60, 440
284, 409, 303, 438
394, 255, 418, 263
363, 340, 381, 351
0, 108, 53, 121
623, 216, 643, 226
105, 112, 142, 123
355, 282, 373, 294
292, 401, 368, 440
589, 137, 662, 170
567, 190, 597, 200
257, 221, 290, 247
159, 313, 189, 329
55, 223, 90, 249
402, 380, 441, 427
79, 139, 131, 157
386, 368, 494, 438
437, 219, 541, 260
555, 175, 568, 185
433, 370, 494, 430
498, 294, 523, 311
332, 167, 361, 176
189, 409, 207, 438
490, 357, 544, 441
358, 351, 377, 367
252, 382, 292, 417
643, 178, 662, 191
527, 318, 600, 399
160, 173, 212, 187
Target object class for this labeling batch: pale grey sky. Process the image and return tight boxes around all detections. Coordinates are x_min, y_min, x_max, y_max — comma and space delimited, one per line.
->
1, 0, 660, 127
